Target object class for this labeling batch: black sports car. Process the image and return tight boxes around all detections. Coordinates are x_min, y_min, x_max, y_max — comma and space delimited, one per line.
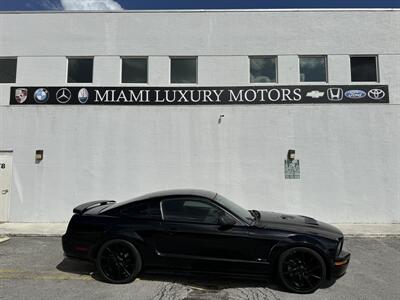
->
62, 189, 350, 294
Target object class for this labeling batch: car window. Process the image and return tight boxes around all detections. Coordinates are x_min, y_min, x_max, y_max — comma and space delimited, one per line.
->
120, 201, 161, 220
161, 199, 224, 225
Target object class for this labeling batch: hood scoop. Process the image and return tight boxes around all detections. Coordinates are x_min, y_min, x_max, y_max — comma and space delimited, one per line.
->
301, 215, 319, 225
280, 214, 295, 220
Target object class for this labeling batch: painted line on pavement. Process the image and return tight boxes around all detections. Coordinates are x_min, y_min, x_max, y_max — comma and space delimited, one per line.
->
0, 269, 92, 281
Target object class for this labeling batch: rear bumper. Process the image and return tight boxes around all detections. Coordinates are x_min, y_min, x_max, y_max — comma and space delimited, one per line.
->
62, 233, 93, 261
332, 250, 350, 278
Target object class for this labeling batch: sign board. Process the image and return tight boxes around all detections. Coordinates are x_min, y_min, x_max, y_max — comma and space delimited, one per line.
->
10, 85, 389, 105
285, 160, 300, 179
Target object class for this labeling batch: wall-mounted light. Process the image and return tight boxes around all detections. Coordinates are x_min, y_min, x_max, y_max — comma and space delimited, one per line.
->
287, 149, 295, 160
35, 150, 44, 163
218, 114, 225, 124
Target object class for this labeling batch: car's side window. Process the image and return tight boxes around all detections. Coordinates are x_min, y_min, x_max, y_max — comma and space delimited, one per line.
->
161, 198, 225, 225
120, 201, 161, 220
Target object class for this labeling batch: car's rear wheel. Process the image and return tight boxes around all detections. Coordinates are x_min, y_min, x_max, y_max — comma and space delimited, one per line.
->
96, 239, 142, 284
278, 247, 326, 294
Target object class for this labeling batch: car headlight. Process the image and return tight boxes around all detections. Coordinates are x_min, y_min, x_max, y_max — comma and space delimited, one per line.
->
336, 238, 343, 257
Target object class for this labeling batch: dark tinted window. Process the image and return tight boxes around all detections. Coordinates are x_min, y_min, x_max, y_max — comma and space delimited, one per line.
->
162, 199, 223, 224
351, 56, 378, 82
250, 57, 277, 83
0, 58, 17, 83
68, 58, 93, 83
170, 57, 197, 83
122, 58, 147, 83
299, 56, 327, 82
121, 201, 161, 219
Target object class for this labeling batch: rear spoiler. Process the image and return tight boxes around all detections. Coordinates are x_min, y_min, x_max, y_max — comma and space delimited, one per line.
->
73, 200, 116, 215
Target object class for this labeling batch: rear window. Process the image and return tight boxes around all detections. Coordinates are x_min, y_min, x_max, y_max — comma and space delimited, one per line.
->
120, 201, 161, 220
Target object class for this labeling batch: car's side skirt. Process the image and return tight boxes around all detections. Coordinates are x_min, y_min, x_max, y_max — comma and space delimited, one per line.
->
156, 250, 270, 265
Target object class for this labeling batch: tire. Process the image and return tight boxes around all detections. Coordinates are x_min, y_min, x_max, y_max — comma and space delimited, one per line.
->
277, 247, 326, 294
96, 239, 142, 284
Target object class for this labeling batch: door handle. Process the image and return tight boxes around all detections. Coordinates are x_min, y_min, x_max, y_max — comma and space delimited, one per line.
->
1, 189, 8, 195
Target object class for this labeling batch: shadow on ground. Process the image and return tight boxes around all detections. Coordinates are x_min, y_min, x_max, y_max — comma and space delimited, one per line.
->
56, 257, 336, 294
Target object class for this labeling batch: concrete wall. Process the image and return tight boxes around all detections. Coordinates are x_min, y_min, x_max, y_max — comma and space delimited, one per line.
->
0, 10, 399, 223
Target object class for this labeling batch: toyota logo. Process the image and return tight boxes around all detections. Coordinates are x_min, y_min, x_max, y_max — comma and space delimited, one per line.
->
56, 88, 71, 104
368, 89, 385, 100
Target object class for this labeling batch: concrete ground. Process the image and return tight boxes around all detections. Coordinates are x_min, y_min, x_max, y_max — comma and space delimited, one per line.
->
0, 237, 399, 300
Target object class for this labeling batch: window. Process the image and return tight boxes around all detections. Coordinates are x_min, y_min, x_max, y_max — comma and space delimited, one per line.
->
350, 56, 378, 82
250, 56, 277, 83
0, 58, 17, 83
161, 199, 224, 224
121, 57, 147, 83
299, 56, 327, 82
170, 57, 197, 84
67, 57, 93, 83
120, 201, 161, 220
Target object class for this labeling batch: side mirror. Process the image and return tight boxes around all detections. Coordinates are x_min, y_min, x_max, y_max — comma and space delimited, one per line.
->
218, 214, 236, 227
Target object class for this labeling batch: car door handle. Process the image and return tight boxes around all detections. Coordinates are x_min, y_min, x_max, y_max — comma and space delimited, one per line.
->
1, 189, 8, 195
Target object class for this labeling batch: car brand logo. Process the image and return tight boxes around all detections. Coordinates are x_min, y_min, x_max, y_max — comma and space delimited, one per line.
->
327, 88, 344, 101
368, 89, 385, 100
306, 91, 324, 99
78, 88, 89, 104
345, 90, 366, 99
34, 88, 49, 103
56, 88, 71, 104
15, 88, 28, 104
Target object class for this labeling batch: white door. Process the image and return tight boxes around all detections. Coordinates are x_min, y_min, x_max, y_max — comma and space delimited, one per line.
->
0, 153, 12, 222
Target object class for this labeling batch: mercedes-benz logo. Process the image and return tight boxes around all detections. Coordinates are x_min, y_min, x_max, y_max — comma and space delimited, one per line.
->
56, 88, 71, 104
368, 89, 385, 100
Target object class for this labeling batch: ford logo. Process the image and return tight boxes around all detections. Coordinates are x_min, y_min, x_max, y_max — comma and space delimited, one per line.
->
345, 90, 366, 99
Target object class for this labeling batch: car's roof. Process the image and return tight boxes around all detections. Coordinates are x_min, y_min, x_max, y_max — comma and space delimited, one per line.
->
103, 189, 217, 211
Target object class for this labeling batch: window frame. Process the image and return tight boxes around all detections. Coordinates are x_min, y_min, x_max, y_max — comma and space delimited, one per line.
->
120, 56, 148, 84
0, 57, 18, 84
349, 55, 379, 83
66, 56, 94, 84
249, 55, 278, 84
160, 197, 241, 225
169, 56, 198, 85
298, 55, 328, 83
119, 200, 162, 220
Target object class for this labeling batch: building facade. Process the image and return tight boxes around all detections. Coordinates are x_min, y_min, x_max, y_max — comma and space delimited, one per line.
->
0, 9, 399, 223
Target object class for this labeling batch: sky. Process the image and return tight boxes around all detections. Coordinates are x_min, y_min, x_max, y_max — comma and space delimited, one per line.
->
0, 0, 399, 11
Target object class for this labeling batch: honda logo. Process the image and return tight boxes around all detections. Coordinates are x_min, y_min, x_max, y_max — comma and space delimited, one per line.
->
327, 88, 344, 101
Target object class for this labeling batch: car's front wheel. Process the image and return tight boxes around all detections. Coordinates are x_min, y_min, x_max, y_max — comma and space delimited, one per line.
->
96, 239, 142, 284
278, 247, 326, 294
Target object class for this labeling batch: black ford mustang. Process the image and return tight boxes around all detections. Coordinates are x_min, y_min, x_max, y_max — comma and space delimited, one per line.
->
62, 189, 350, 294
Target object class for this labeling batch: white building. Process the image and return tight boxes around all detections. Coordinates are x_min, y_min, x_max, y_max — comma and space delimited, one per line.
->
0, 9, 399, 223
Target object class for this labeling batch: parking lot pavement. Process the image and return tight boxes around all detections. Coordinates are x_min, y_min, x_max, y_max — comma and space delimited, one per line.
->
0, 237, 399, 300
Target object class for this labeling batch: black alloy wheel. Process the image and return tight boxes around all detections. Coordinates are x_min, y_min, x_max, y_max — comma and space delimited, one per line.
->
278, 247, 326, 294
96, 239, 142, 284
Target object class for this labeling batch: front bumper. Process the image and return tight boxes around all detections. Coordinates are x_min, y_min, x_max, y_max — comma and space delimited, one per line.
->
332, 250, 350, 278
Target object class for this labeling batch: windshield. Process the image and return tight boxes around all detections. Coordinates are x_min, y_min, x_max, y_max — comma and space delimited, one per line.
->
214, 194, 254, 223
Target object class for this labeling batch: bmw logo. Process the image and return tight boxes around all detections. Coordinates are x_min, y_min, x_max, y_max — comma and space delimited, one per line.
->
34, 88, 49, 103
78, 88, 89, 104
